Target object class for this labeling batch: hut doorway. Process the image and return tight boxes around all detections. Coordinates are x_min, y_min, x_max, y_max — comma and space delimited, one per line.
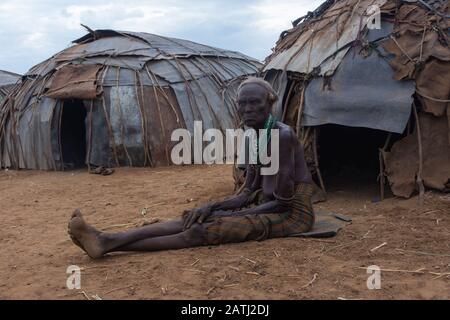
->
317, 124, 388, 194
60, 99, 87, 169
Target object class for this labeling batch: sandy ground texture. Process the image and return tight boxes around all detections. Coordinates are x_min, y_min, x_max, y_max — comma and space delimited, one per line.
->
0, 165, 449, 300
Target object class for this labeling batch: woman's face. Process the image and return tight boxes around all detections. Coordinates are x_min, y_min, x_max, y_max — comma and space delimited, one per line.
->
237, 83, 271, 129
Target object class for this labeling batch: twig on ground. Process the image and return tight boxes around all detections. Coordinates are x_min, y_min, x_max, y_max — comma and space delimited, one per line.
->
79, 291, 91, 300
429, 272, 450, 277
104, 285, 134, 295
307, 239, 337, 243
395, 249, 450, 257
301, 273, 318, 289
228, 266, 240, 272
241, 256, 257, 265
421, 209, 442, 215
323, 238, 363, 252
190, 259, 200, 266
146, 202, 167, 208
207, 287, 216, 295
323, 226, 373, 253
221, 273, 228, 282
370, 242, 387, 252
356, 266, 433, 275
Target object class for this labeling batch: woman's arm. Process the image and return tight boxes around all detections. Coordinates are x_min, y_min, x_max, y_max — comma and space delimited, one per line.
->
213, 200, 288, 217
182, 164, 259, 229
208, 164, 260, 212
216, 127, 297, 217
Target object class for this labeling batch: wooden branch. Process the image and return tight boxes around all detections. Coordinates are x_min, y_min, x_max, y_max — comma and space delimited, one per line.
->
295, 84, 306, 138
301, 273, 318, 288
412, 103, 425, 205
313, 127, 326, 194
370, 242, 387, 252
395, 249, 450, 257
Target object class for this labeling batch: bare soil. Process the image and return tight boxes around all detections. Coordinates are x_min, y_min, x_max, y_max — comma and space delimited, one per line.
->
0, 165, 449, 300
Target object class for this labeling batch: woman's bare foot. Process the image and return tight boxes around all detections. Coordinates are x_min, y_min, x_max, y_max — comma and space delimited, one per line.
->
68, 209, 107, 259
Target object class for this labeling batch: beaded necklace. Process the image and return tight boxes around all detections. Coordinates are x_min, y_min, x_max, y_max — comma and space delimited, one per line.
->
256, 114, 276, 165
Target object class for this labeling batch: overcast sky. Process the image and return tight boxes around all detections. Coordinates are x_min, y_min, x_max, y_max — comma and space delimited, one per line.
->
0, 0, 323, 74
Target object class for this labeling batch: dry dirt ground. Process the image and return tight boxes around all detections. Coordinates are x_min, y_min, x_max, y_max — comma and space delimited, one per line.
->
0, 165, 449, 300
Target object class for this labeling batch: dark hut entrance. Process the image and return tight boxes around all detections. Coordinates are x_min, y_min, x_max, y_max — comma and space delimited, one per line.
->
60, 99, 87, 169
316, 124, 388, 195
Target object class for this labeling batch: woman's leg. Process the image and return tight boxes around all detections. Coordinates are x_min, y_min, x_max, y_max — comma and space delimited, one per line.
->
68, 209, 200, 258
111, 223, 206, 253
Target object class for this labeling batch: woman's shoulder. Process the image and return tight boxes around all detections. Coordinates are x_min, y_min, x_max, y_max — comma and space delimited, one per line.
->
274, 121, 296, 143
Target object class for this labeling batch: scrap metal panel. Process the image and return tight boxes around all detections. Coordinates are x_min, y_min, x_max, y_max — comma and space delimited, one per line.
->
302, 47, 414, 133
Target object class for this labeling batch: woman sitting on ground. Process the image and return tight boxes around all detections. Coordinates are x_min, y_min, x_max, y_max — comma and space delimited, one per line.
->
68, 77, 315, 259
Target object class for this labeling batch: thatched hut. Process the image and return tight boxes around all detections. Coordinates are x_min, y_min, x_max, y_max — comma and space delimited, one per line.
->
263, 0, 450, 199
0, 29, 261, 170
0, 70, 20, 102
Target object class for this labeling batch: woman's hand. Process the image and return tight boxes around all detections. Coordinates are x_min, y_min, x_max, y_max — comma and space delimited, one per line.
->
182, 205, 213, 230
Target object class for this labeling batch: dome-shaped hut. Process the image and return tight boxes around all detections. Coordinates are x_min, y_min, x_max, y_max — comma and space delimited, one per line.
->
263, 0, 449, 200
0, 29, 261, 170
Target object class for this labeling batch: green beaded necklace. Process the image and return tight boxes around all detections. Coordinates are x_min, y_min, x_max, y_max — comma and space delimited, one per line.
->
256, 114, 276, 165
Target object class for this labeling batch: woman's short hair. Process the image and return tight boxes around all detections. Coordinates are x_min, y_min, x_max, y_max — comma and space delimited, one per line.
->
238, 77, 278, 106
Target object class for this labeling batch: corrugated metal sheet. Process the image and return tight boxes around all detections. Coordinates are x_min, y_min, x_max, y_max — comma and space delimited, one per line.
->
264, 0, 387, 76
0, 70, 20, 86
0, 70, 21, 100
263, 0, 450, 198
0, 30, 261, 170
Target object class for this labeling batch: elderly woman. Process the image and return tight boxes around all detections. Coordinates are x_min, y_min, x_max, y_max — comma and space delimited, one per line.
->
68, 77, 314, 259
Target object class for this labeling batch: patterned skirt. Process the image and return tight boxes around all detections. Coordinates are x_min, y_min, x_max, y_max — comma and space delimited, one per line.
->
203, 183, 315, 245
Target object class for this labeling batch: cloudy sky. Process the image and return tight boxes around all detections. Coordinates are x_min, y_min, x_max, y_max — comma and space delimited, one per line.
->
0, 0, 323, 74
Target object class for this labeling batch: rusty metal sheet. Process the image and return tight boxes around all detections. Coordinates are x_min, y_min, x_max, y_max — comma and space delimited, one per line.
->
170, 82, 206, 133
73, 56, 153, 71
147, 57, 261, 84
45, 65, 103, 100
84, 99, 111, 168
108, 86, 145, 166
26, 57, 58, 77
2, 97, 55, 170
71, 30, 259, 61
124, 31, 257, 60
264, 0, 387, 76
100, 67, 169, 87
55, 36, 156, 61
